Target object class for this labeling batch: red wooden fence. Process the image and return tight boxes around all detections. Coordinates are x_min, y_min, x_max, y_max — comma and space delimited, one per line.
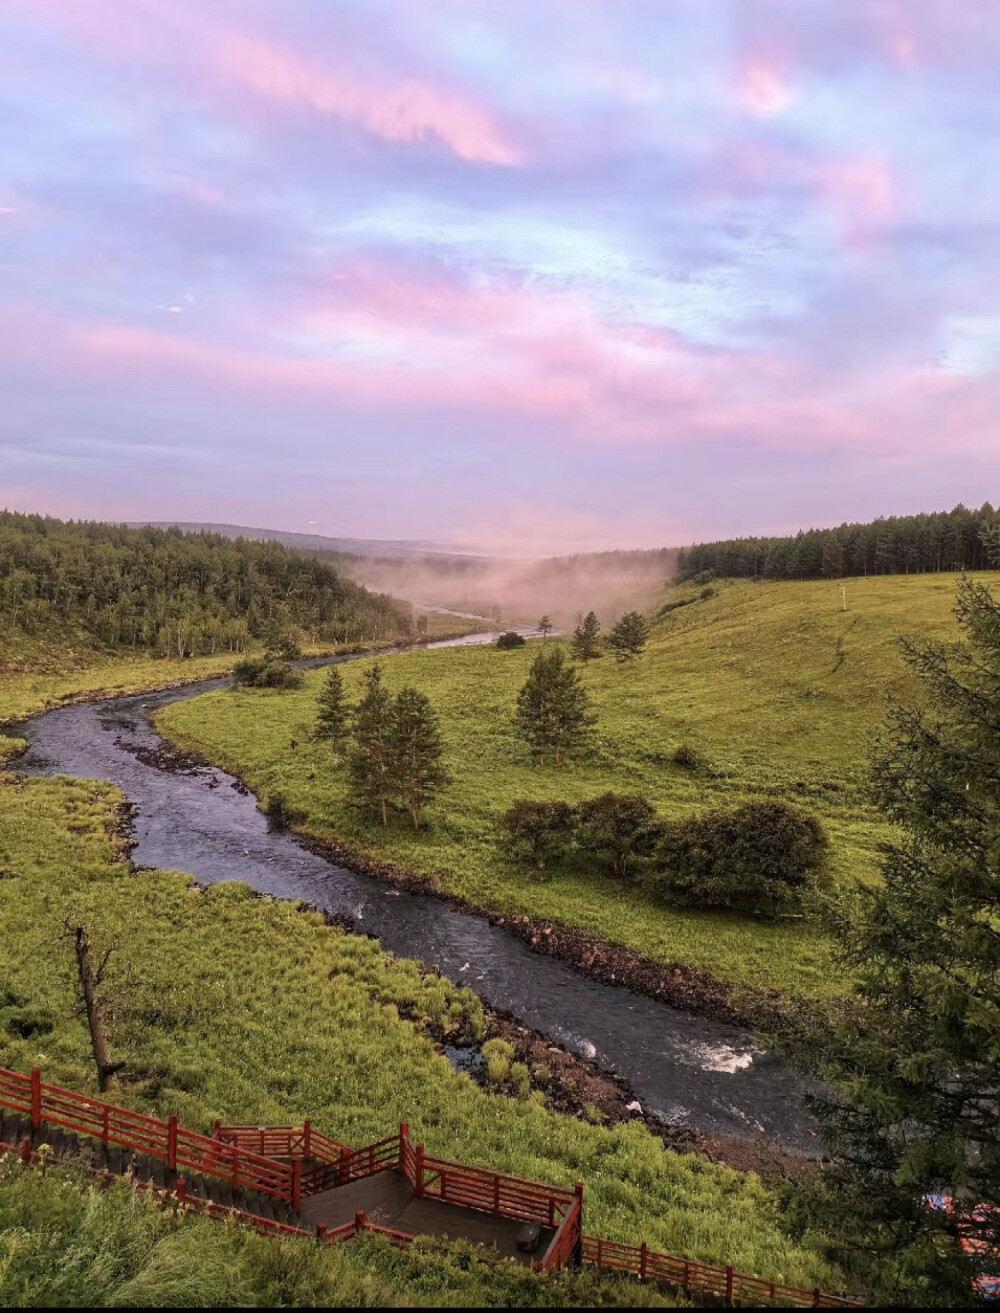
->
0, 1068, 862, 1307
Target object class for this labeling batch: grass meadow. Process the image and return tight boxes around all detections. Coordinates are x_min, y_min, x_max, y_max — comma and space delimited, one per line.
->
0, 774, 834, 1293
158, 572, 989, 1001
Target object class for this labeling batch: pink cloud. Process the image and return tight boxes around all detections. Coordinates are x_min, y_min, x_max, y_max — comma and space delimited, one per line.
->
815, 154, 899, 247
737, 59, 796, 118
213, 32, 520, 165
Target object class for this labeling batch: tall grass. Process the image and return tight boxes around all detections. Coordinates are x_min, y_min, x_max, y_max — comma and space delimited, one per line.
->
0, 1158, 685, 1307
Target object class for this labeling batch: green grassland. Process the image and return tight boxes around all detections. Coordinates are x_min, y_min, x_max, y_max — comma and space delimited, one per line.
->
0, 774, 834, 1293
158, 572, 990, 1001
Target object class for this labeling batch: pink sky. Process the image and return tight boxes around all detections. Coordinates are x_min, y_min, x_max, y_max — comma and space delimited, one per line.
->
0, 0, 997, 551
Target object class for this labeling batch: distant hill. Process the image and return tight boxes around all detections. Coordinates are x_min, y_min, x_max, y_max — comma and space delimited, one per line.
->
130, 522, 471, 560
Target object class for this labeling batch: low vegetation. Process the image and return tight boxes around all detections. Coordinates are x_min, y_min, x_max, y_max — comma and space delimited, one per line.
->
159, 572, 993, 1001
0, 774, 835, 1290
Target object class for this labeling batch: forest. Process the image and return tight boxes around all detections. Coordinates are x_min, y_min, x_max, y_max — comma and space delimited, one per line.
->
677, 502, 998, 582
0, 511, 410, 657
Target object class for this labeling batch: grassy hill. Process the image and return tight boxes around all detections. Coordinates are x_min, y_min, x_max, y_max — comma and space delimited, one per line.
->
158, 572, 994, 1002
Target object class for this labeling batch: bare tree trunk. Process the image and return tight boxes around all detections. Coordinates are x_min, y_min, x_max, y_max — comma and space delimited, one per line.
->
381, 799, 388, 827
72, 925, 124, 1092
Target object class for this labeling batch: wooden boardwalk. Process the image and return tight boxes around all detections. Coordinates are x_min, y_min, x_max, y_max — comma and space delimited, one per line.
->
299, 1170, 554, 1263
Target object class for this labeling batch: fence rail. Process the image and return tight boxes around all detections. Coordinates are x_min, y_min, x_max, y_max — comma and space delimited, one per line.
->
0, 1068, 862, 1307
214, 1121, 350, 1167
582, 1235, 860, 1308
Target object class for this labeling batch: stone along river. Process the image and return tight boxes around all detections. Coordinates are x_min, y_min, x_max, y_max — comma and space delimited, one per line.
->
15, 633, 818, 1154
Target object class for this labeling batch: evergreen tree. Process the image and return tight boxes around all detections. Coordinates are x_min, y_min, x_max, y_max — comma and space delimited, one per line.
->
608, 611, 650, 662
514, 646, 596, 765
389, 686, 450, 829
314, 665, 350, 752
537, 615, 554, 641
792, 558, 1000, 1303
348, 663, 394, 826
571, 611, 602, 662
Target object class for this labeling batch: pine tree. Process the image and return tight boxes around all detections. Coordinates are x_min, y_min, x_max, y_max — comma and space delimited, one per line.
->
537, 615, 554, 641
314, 665, 350, 752
347, 663, 394, 826
514, 646, 596, 765
389, 686, 450, 829
608, 611, 650, 662
571, 611, 602, 662
793, 559, 1000, 1303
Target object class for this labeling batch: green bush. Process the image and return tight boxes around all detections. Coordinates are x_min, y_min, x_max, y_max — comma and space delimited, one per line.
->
576, 792, 661, 879
500, 799, 577, 871
231, 656, 303, 689
655, 801, 827, 915
496, 631, 526, 649
672, 743, 708, 772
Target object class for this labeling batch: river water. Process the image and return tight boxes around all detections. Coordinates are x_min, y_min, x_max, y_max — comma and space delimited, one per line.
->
14, 634, 818, 1154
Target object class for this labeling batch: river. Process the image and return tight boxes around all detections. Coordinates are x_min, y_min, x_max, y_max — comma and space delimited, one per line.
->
13, 632, 818, 1154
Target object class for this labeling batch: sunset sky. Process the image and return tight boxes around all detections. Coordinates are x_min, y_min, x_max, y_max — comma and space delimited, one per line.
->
1, 1, 997, 554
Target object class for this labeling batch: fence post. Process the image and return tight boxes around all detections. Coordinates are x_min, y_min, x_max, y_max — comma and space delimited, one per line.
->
303, 1119, 311, 1161
355, 1210, 367, 1233
316, 1223, 327, 1241
176, 1177, 187, 1205
813, 1288, 821, 1308
167, 1115, 178, 1172
213, 1118, 222, 1140
29, 1067, 41, 1131
20, 1136, 31, 1164
640, 1242, 648, 1281
414, 1143, 424, 1197
726, 1263, 734, 1304
291, 1158, 302, 1212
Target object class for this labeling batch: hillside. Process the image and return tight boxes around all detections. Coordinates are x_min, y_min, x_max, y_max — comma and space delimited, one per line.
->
158, 571, 992, 1002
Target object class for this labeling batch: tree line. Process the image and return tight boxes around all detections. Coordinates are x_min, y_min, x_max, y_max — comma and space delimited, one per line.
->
676, 502, 998, 582
0, 511, 410, 656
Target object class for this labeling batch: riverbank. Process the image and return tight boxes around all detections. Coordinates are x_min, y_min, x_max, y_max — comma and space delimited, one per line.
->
156, 574, 975, 1007
0, 770, 839, 1290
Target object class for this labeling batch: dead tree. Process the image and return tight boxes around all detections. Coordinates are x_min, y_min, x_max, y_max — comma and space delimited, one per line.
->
69, 922, 125, 1092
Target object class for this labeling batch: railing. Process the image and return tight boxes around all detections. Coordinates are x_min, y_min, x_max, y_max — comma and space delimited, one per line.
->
0, 1068, 295, 1203
534, 1189, 583, 1273
582, 1235, 861, 1308
0, 1069, 862, 1307
214, 1121, 350, 1167
303, 1134, 400, 1196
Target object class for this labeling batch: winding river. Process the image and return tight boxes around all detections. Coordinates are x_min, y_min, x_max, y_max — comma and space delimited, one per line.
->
14, 632, 818, 1155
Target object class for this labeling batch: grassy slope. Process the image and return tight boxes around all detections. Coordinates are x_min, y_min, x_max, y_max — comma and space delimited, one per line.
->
0, 1161, 684, 1308
0, 775, 833, 1292
158, 573, 988, 1001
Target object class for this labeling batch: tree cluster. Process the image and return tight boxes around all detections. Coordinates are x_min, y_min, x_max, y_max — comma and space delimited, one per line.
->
339, 664, 449, 828
571, 610, 650, 662
501, 792, 825, 912
0, 511, 410, 654
677, 502, 998, 582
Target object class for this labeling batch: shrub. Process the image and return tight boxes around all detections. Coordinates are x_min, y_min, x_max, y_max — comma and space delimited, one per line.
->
672, 742, 708, 772
231, 656, 302, 689
500, 799, 577, 871
576, 792, 661, 879
655, 800, 827, 915
261, 791, 306, 829
496, 631, 526, 649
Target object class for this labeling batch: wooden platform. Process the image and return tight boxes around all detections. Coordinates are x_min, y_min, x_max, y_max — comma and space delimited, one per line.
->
299, 1169, 555, 1263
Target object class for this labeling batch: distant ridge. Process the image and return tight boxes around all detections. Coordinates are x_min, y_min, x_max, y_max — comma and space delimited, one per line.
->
129, 522, 473, 560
